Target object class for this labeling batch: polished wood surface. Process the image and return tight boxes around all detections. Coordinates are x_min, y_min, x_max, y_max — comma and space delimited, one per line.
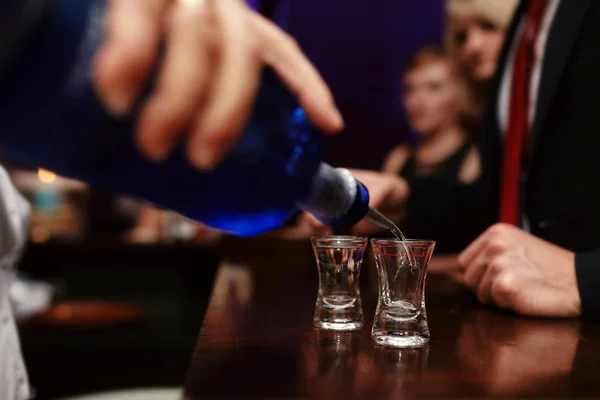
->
184, 238, 600, 399
25, 301, 144, 328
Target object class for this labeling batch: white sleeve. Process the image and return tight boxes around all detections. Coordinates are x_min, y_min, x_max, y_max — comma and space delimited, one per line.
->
0, 167, 30, 268
0, 166, 31, 400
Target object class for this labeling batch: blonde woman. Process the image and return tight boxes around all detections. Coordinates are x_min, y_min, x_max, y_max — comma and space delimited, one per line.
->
445, 0, 518, 114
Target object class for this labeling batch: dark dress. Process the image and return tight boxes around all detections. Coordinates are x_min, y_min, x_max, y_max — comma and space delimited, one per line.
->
400, 142, 472, 181
399, 142, 479, 253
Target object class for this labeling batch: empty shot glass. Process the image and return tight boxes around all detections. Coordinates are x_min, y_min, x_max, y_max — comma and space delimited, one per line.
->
311, 236, 368, 331
371, 239, 435, 348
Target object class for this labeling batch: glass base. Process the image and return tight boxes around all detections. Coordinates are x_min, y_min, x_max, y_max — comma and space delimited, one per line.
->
314, 320, 363, 331
313, 295, 364, 332
372, 331, 429, 348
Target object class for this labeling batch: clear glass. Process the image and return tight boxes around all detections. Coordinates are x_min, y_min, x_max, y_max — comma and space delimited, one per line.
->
311, 236, 367, 331
371, 239, 436, 348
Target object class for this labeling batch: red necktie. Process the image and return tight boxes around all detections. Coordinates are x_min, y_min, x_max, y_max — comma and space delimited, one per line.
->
499, 0, 548, 225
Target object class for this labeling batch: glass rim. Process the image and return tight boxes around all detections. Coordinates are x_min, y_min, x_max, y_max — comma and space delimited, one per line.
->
311, 235, 368, 248
370, 238, 435, 247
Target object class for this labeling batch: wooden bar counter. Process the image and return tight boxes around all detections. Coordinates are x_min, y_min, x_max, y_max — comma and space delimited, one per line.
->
184, 238, 600, 399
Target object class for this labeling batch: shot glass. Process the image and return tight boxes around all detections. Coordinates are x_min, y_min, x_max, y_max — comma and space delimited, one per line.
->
311, 236, 367, 331
370, 239, 435, 348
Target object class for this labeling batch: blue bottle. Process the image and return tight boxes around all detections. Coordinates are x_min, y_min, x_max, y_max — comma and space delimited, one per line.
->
0, 0, 374, 235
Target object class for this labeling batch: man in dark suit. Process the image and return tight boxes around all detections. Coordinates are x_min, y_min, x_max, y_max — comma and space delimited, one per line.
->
404, 0, 600, 319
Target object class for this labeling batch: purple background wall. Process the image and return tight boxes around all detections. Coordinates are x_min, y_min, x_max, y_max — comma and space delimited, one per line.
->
258, 1, 445, 169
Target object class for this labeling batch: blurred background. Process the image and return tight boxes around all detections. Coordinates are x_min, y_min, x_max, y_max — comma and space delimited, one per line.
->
5, 0, 521, 398
274, 0, 445, 169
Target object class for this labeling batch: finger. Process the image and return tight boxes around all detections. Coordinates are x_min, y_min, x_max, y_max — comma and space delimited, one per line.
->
462, 238, 506, 290
461, 237, 490, 288
249, 11, 344, 134
476, 256, 506, 304
93, 0, 168, 115
186, 0, 262, 169
458, 233, 488, 268
459, 223, 509, 266
488, 254, 549, 314
462, 260, 487, 291
137, 0, 214, 160
490, 271, 520, 311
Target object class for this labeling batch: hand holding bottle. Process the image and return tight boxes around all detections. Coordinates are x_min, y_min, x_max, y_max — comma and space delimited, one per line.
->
0, 0, 358, 235
92, 0, 344, 169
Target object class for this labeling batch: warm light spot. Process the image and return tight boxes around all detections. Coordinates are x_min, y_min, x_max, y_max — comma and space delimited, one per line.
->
38, 169, 57, 184
54, 305, 73, 320
30, 226, 50, 243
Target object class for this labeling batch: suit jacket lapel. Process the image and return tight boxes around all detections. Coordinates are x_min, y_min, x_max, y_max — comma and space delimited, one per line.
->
530, 0, 591, 159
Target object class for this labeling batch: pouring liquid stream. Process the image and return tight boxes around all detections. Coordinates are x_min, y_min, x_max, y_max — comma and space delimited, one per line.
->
364, 207, 418, 278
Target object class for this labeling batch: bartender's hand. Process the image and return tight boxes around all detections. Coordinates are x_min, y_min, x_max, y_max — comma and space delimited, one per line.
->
458, 223, 581, 318
93, 0, 343, 169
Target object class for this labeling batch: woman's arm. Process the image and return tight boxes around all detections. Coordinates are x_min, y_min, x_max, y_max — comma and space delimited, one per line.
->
382, 145, 410, 174
458, 146, 481, 184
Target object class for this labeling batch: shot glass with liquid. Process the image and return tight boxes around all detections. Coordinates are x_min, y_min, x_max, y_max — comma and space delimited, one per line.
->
311, 236, 367, 331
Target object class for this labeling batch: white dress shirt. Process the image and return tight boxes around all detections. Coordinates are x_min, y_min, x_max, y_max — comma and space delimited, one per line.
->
0, 166, 32, 400
498, 0, 561, 132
